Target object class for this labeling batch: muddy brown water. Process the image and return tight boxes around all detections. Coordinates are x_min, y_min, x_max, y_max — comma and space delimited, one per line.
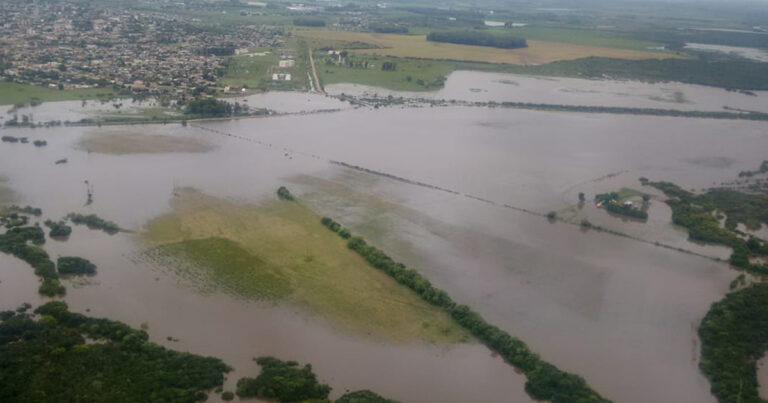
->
328, 70, 768, 114
1, 84, 767, 402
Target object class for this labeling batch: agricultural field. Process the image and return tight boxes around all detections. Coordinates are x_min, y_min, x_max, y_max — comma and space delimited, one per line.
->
317, 53, 454, 91
142, 188, 470, 343
0, 82, 119, 106
297, 30, 678, 65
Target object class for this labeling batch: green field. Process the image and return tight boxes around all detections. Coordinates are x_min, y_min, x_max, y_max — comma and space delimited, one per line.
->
220, 51, 280, 89
149, 237, 291, 299
0, 82, 119, 106
142, 188, 469, 343
318, 53, 454, 91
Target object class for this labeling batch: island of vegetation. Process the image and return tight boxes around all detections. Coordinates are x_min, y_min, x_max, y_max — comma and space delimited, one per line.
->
699, 284, 768, 403
739, 160, 768, 178
319, 217, 608, 403
276, 186, 295, 201
595, 191, 649, 220
427, 31, 527, 49
236, 356, 331, 401
0, 223, 65, 296
57, 256, 97, 275
44, 219, 72, 238
236, 356, 394, 403
643, 179, 768, 273
0, 301, 230, 402
67, 213, 121, 234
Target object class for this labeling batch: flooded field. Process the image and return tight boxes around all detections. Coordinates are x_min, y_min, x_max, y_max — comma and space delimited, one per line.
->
0, 86, 766, 402
328, 70, 768, 113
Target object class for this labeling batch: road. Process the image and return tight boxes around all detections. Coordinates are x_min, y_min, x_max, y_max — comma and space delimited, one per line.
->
307, 47, 324, 94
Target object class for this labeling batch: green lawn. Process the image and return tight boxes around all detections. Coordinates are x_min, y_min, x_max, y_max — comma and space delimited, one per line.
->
220, 51, 280, 89
317, 53, 454, 91
0, 82, 119, 106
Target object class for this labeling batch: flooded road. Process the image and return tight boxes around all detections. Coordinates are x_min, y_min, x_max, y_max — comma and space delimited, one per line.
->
1, 84, 766, 402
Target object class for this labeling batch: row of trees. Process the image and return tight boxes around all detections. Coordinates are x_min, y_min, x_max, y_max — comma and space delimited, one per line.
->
67, 213, 121, 234
369, 23, 408, 34
319, 217, 609, 403
426, 31, 527, 49
293, 17, 325, 27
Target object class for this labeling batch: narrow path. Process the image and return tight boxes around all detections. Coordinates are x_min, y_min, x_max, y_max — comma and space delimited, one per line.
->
308, 47, 324, 94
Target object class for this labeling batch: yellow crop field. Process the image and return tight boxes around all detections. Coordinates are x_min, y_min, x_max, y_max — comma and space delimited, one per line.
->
297, 30, 678, 65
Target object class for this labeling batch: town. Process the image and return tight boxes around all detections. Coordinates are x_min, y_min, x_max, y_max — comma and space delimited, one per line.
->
0, 0, 284, 100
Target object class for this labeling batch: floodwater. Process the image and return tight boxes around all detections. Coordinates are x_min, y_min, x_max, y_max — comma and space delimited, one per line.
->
328, 70, 768, 113
0, 79, 767, 402
0, 122, 530, 403
1, 98, 177, 124
685, 43, 768, 63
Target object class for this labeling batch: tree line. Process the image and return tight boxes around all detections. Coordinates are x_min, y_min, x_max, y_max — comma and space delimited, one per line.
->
320, 217, 609, 403
426, 31, 527, 49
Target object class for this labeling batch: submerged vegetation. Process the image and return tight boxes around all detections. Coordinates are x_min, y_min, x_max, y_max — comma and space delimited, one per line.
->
67, 213, 121, 234
699, 284, 768, 403
0, 301, 230, 402
646, 181, 768, 273
319, 217, 608, 403
149, 237, 290, 299
276, 186, 295, 201
142, 188, 467, 343
0, 224, 64, 296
